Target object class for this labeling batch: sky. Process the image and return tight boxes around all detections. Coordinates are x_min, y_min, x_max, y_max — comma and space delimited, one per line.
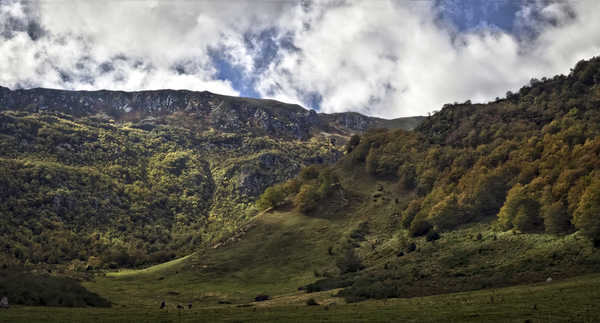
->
1, 0, 599, 118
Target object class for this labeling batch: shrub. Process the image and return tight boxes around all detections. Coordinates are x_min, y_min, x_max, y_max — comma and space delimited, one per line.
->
283, 178, 302, 196
409, 219, 432, 237
336, 248, 364, 274
349, 222, 369, 241
254, 294, 270, 302
401, 199, 422, 228
426, 230, 440, 242
351, 141, 371, 163
295, 184, 320, 213
316, 169, 339, 197
256, 184, 287, 211
304, 278, 352, 293
397, 164, 417, 190
299, 165, 320, 181
306, 298, 319, 306
0, 271, 110, 307
346, 134, 360, 153
339, 278, 401, 302
406, 242, 416, 253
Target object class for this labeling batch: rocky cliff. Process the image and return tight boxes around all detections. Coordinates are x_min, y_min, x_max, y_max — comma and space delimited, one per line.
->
0, 86, 423, 140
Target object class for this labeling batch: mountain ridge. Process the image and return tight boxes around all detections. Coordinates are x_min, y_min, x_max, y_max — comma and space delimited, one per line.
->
0, 85, 423, 268
0, 85, 424, 139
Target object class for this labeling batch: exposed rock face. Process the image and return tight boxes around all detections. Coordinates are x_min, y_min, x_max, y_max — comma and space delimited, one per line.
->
0, 86, 422, 139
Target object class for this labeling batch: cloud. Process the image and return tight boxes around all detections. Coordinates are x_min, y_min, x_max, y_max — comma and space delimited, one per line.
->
1, 0, 599, 118
256, 0, 600, 118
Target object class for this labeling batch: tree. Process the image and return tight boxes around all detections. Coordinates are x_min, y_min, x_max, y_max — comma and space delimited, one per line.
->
573, 179, 600, 245
336, 248, 364, 273
498, 184, 542, 232
346, 134, 360, 153
401, 199, 422, 229
543, 201, 572, 234
295, 184, 320, 213
409, 218, 432, 237
428, 194, 463, 231
298, 165, 320, 181
513, 202, 542, 232
256, 184, 287, 211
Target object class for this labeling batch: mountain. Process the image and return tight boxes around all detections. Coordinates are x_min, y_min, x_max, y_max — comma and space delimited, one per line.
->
149, 55, 600, 303
0, 86, 423, 137
0, 86, 423, 267
3, 56, 600, 315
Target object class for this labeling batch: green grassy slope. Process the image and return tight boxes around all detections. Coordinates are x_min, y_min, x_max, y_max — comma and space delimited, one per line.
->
2, 273, 600, 322
84, 209, 344, 307
87, 55, 600, 307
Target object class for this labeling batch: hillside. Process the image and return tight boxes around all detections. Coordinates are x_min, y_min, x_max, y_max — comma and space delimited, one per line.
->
0, 87, 423, 268
2, 55, 600, 320
246, 56, 600, 300
129, 55, 600, 304
21, 56, 599, 318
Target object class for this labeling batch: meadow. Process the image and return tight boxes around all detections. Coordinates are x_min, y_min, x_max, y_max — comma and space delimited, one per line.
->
2, 273, 600, 322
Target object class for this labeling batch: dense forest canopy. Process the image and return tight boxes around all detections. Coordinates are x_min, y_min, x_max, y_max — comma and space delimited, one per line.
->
0, 95, 360, 268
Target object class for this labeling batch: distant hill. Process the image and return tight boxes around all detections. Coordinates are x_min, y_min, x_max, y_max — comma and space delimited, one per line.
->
0, 86, 421, 268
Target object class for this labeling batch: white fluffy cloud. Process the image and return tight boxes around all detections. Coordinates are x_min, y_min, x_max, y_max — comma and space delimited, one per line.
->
1, 0, 600, 118
257, 0, 600, 117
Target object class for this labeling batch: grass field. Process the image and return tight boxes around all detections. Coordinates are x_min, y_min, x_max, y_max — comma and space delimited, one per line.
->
2, 273, 600, 322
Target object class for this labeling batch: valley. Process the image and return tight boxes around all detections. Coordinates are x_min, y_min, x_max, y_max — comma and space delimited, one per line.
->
1, 57, 600, 322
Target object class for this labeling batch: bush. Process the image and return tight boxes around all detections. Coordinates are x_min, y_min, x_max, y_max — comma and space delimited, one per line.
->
283, 178, 302, 196
351, 141, 371, 163
409, 219, 432, 237
401, 199, 422, 228
0, 270, 110, 307
338, 278, 401, 302
316, 169, 339, 197
299, 165, 320, 181
336, 248, 364, 274
295, 184, 320, 213
256, 184, 287, 211
346, 135, 360, 153
254, 294, 270, 302
398, 164, 417, 190
306, 298, 319, 306
304, 277, 352, 293
349, 222, 369, 241
426, 230, 440, 242
406, 242, 416, 253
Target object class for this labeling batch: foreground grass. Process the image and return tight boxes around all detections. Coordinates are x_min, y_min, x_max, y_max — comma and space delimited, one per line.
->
2, 273, 600, 322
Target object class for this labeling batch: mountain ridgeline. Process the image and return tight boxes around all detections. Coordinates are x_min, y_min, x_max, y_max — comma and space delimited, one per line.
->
0, 86, 423, 268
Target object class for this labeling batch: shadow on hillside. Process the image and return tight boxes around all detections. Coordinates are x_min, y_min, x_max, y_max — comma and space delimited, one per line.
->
0, 270, 111, 307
